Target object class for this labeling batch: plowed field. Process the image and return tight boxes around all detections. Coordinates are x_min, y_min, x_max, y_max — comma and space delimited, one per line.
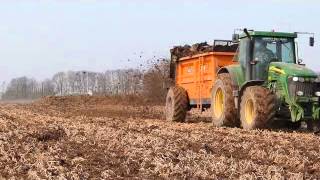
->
1, 96, 320, 179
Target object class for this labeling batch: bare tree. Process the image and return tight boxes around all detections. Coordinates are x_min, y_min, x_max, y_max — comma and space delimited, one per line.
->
2, 59, 170, 103
52, 72, 67, 95
0, 81, 6, 100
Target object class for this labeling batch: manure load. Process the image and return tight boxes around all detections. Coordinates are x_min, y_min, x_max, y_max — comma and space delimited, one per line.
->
170, 41, 238, 61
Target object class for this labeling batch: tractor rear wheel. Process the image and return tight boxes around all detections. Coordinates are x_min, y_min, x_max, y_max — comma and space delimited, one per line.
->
165, 86, 189, 122
211, 73, 238, 127
240, 86, 276, 130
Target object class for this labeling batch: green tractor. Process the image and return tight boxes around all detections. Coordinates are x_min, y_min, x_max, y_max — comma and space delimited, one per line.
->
212, 29, 320, 130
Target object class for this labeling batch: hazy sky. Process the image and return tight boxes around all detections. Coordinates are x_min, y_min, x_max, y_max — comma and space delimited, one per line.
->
0, 0, 319, 83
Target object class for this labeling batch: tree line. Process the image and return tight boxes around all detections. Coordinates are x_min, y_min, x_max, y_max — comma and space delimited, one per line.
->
1, 60, 172, 102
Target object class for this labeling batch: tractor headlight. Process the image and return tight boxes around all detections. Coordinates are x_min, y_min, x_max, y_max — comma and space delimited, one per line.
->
309, 77, 316, 82
292, 77, 299, 82
291, 77, 306, 82
298, 77, 305, 82
315, 92, 320, 97
296, 91, 304, 96
305, 77, 312, 82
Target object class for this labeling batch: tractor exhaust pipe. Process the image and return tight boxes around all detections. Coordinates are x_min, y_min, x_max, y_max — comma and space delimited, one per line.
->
243, 28, 254, 81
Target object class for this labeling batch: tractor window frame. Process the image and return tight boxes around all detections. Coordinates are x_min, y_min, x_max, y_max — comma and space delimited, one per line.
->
252, 37, 296, 64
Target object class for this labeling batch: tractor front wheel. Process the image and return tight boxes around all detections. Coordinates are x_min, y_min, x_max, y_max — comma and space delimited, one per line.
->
240, 86, 276, 130
165, 86, 189, 122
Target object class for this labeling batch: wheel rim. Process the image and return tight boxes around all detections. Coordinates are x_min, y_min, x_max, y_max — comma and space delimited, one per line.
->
213, 88, 224, 118
245, 99, 254, 125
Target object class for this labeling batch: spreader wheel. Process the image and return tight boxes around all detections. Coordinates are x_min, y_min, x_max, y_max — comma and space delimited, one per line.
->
165, 86, 189, 122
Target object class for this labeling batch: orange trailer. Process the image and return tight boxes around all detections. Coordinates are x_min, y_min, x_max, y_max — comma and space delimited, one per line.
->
176, 51, 237, 109
166, 40, 238, 122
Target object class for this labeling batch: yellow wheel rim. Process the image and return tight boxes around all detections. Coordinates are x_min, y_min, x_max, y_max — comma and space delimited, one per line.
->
245, 99, 254, 125
214, 88, 224, 118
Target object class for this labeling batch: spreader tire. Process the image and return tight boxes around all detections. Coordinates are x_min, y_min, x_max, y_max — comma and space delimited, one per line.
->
165, 86, 189, 122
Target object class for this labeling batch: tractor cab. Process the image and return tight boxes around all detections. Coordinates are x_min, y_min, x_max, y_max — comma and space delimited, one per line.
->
235, 30, 298, 81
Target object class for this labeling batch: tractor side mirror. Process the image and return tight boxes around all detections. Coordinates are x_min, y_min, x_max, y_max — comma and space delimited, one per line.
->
232, 34, 239, 43
310, 37, 315, 47
298, 59, 305, 66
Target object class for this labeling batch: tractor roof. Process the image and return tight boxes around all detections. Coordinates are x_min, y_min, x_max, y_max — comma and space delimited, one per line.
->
239, 31, 297, 39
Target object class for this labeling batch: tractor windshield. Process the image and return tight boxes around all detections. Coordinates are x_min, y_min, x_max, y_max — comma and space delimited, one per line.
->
253, 37, 295, 64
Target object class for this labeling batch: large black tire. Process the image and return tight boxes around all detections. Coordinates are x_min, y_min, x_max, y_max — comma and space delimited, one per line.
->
211, 73, 238, 127
240, 86, 276, 130
165, 86, 189, 122
307, 121, 320, 133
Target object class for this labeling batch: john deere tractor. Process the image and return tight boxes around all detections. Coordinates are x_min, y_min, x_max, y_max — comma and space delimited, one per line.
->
212, 29, 320, 130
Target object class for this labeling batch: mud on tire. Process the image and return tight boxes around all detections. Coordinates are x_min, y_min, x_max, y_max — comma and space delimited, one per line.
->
211, 73, 238, 127
165, 86, 189, 122
240, 86, 276, 130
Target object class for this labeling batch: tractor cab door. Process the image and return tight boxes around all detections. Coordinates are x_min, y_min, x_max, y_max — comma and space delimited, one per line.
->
252, 38, 276, 80
238, 37, 274, 81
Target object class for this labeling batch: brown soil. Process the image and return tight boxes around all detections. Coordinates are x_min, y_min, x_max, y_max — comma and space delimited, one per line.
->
1, 96, 320, 179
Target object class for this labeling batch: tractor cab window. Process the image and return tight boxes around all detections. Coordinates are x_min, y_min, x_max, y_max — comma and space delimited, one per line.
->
253, 37, 295, 64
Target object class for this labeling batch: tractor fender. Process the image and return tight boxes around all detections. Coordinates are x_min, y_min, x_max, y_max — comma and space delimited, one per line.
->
217, 66, 245, 110
236, 80, 264, 110
217, 66, 243, 89
218, 67, 265, 109
239, 80, 265, 100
